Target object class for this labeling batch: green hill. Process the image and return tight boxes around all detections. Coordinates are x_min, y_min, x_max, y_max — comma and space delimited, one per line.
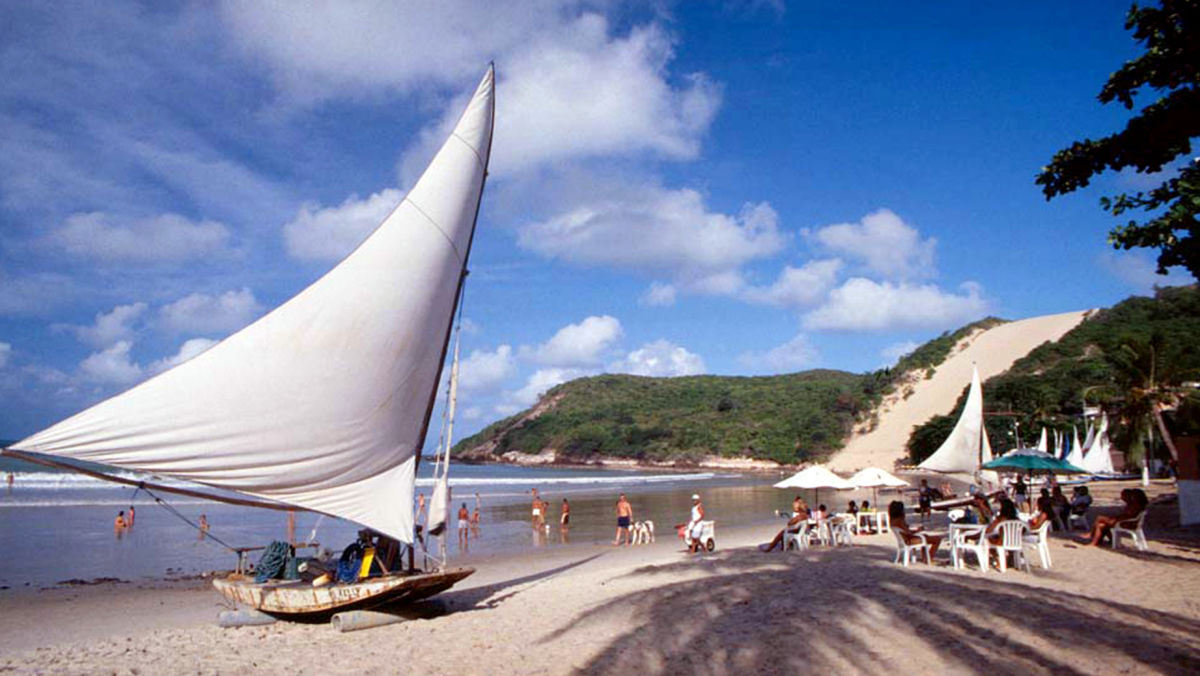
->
454, 370, 875, 465
906, 285, 1200, 463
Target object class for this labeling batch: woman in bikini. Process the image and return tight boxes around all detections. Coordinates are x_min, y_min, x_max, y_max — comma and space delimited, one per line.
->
889, 500, 942, 560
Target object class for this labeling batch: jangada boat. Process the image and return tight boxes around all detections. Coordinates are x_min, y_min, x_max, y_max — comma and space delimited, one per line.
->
2, 66, 496, 621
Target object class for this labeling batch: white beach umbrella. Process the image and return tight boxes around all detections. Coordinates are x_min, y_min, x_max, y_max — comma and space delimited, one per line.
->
774, 465, 854, 506
848, 467, 910, 507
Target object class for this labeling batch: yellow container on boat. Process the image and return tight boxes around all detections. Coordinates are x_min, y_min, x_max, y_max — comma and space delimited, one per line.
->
358, 547, 376, 580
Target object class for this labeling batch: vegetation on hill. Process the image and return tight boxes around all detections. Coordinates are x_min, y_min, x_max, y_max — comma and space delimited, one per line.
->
454, 371, 875, 465
907, 285, 1200, 465
454, 314, 1009, 466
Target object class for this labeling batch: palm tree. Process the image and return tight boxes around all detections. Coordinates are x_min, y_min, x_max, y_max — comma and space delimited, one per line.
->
1099, 334, 1192, 472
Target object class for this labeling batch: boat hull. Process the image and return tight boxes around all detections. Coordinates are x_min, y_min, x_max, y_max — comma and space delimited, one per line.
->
212, 567, 474, 621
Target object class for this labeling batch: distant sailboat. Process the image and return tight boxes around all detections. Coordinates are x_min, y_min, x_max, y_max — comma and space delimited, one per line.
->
918, 365, 997, 487
1079, 413, 1117, 475
2, 66, 497, 617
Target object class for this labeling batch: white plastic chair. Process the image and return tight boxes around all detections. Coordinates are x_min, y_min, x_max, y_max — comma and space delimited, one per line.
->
990, 520, 1031, 573
782, 522, 812, 551
891, 528, 930, 566
1022, 520, 1052, 568
950, 525, 988, 573
831, 516, 855, 546
837, 513, 859, 535
1112, 510, 1148, 551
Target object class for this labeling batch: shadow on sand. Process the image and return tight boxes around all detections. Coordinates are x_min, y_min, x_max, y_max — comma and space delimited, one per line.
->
542, 544, 1200, 675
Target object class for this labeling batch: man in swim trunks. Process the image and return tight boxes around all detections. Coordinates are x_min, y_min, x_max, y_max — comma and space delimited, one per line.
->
531, 488, 544, 528
458, 502, 471, 550
614, 493, 633, 545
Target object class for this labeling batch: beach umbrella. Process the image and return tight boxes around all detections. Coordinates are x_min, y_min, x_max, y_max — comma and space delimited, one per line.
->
774, 465, 854, 506
981, 447, 1087, 475
848, 467, 910, 507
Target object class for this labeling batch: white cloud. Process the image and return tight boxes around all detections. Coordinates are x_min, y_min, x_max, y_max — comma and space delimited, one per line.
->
221, 3, 720, 177
804, 278, 988, 331
738, 334, 818, 372
518, 186, 786, 294
0, 342, 11, 369
741, 259, 843, 308
79, 340, 143, 384
1097, 250, 1196, 293
283, 188, 403, 261
149, 337, 218, 374
639, 282, 677, 307
46, 212, 232, 263
64, 303, 148, 349
880, 340, 920, 366
525, 315, 623, 367
611, 340, 706, 377
458, 345, 517, 393
807, 209, 935, 281
159, 288, 261, 335
512, 367, 594, 407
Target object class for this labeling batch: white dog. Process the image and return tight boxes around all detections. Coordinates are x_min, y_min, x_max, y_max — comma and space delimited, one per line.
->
630, 520, 656, 545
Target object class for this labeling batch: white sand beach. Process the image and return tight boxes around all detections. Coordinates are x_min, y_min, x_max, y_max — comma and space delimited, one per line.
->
829, 310, 1092, 473
3, 480, 1197, 675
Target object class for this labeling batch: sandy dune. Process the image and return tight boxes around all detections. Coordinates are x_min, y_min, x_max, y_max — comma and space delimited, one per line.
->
828, 310, 1092, 473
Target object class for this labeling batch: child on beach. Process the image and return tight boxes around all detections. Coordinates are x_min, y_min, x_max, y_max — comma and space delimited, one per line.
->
198, 514, 209, 540
614, 493, 633, 545
114, 510, 127, 536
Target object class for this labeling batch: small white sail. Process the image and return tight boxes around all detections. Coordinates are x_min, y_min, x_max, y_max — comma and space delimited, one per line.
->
1080, 413, 1116, 475
1070, 425, 1089, 468
1036, 428, 1048, 453
6, 67, 496, 544
919, 365, 989, 475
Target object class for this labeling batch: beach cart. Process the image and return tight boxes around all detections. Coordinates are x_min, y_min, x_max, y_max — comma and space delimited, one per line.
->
678, 520, 716, 551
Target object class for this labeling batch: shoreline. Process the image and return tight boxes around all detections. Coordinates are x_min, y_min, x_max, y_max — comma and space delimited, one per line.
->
3, 489, 1199, 673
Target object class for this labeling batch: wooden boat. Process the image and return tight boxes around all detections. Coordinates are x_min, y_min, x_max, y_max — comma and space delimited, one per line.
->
2, 66, 497, 620
213, 567, 475, 620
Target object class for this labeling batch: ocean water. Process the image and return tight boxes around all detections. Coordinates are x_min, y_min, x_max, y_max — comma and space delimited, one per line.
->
0, 457, 790, 588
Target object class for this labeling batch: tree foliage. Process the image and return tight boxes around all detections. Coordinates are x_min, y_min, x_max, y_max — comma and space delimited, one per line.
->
1037, 0, 1200, 276
907, 285, 1200, 463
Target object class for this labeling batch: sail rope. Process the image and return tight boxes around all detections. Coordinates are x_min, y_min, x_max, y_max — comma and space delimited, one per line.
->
135, 484, 238, 552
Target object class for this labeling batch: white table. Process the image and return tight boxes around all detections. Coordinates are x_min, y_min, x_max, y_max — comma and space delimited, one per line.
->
856, 511, 891, 533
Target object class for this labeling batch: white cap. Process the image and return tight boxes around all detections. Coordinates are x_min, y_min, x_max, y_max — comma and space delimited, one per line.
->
691, 494, 700, 500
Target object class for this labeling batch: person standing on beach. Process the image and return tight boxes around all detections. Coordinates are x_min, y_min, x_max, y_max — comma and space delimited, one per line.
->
457, 502, 471, 550
686, 494, 706, 553
531, 488, 544, 529
114, 510, 127, 537
127, 505, 135, 527
198, 514, 209, 540
614, 493, 633, 545
6, 472, 12, 492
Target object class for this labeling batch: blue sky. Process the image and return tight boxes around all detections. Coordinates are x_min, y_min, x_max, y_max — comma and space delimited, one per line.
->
0, 1, 1195, 441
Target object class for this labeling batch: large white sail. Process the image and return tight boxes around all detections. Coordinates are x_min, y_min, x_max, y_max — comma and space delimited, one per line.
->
919, 365, 989, 475
5, 67, 496, 544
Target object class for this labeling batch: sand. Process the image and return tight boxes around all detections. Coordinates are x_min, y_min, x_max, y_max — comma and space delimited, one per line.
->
2, 480, 1198, 675
828, 310, 1092, 473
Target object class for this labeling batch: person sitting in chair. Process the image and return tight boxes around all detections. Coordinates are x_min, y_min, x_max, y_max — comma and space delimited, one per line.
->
1080, 488, 1147, 546
759, 496, 808, 552
889, 500, 942, 560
